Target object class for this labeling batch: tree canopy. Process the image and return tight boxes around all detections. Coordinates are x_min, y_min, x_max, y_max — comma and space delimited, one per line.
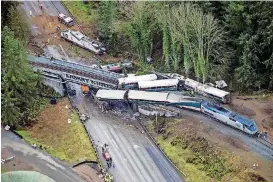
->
110, 1, 273, 92
1, 27, 39, 127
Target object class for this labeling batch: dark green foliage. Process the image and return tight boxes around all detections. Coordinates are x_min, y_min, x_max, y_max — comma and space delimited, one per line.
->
162, 25, 172, 71
1, 27, 39, 127
224, 2, 273, 91
1, 2, 29, 44
1, 1, 19, 27
98, 1, 120, 56
126, 2, 157, 62
98, 1, 116, 41
172, 135, 231, 180
7, 6, 30, 44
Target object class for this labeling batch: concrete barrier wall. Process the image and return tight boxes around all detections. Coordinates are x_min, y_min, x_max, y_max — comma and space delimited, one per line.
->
42, 76, 65, 96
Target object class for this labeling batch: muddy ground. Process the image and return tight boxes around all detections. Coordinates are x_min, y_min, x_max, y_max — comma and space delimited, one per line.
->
228, 96, 273, 139
73, 164, 104, 182
29, 14, 124, 64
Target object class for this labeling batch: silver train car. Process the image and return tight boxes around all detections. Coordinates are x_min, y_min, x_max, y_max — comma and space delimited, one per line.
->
96, 89, 202, 111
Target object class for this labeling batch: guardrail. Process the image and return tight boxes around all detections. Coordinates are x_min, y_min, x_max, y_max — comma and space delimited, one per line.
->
137, 119, 187, 178
67, 95, 113, 181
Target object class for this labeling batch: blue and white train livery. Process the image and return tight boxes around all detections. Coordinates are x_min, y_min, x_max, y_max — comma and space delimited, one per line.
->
201, 101, 258, 135
138, 79, 179, 92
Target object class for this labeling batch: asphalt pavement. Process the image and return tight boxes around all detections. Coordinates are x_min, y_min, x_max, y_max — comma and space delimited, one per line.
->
1, 129, 85, 182
71, 84, 184, 182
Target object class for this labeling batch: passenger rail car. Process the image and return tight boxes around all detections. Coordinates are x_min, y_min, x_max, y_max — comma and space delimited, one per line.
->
95, 89, 202, 111
138, 79, 179, 92
201, 101, 258, 135
185, 79, 231, 104
164, 73, 231, 104
118, 74, 157, 89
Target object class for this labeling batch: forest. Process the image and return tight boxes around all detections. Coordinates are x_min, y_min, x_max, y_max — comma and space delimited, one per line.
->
97, 1, 273, 92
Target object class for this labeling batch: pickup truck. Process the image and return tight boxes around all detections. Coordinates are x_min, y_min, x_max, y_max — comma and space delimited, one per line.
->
58, 13, 74, 27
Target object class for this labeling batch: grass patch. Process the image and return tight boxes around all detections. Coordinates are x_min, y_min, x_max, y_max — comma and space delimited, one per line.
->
62, 1, 98, 24
16, 98, 96, 163
157, 136, 212, 182
1, 168, 8, 173
146, 119, 244, 182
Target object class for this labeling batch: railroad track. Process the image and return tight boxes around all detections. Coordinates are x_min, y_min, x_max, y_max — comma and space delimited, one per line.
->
255, 137, 273, 151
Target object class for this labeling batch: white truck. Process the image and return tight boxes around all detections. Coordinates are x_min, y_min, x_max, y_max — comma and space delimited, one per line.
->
58, 13, 74, 27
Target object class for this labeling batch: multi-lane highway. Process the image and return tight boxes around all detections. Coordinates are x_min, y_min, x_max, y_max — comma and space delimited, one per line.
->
71, 84, 184, 182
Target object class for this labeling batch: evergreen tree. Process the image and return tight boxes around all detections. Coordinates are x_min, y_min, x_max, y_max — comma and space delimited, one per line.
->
127, 2, 157, 62
225, 2, 273, 90
98, 1, 116, 42
7, 6, 30, 44
1, 27, 38, 127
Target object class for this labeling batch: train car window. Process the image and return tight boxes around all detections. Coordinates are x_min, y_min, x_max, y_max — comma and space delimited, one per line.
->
229, 117, 236, 122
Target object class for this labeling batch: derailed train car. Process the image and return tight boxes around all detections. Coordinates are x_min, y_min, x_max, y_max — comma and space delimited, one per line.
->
96, 89, 258, 135
118, 74, 157, 89
138, 79, 179, 92
96, 89, 202, 111
164, 73, 231, 104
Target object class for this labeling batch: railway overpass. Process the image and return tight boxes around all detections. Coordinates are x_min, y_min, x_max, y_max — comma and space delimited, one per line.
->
28, 55, 124, 90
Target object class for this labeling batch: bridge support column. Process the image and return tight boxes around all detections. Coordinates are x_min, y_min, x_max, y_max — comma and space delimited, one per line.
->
42, 76, 65, 96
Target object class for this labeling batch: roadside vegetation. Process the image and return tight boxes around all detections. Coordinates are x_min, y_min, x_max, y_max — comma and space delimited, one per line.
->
145, 118, 268, 182
16, 98, 97, 163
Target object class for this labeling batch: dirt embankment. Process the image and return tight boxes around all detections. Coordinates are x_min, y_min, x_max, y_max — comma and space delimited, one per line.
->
73, 164, 104, 182
29, 14, 126, 64
228, 96, 273, 137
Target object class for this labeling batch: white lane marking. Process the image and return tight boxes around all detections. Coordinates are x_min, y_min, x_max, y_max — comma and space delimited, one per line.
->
133, 144, 140, 149
112, 139, 119, 149
98, 122, 137, 182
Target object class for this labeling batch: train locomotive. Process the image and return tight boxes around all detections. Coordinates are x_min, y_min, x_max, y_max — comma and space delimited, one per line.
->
201, 101, 258, 135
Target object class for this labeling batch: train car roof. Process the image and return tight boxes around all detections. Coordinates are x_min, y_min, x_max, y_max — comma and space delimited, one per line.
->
185, 78, 230, 98
167, 94, 202, 105
185, 78, 201, 88
138, 79, 179, 88
200, 85, 230, 98
118, 74, 157, 85
229, 112, 255, 127
127, 90, 168, 102
96, 89, 127, 100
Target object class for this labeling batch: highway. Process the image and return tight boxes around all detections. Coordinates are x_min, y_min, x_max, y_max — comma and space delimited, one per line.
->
1, 129, 85, 182
71, 84, 184, 182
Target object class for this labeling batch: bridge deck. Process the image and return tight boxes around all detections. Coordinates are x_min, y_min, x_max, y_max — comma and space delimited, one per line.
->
28, 55, 123, 88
